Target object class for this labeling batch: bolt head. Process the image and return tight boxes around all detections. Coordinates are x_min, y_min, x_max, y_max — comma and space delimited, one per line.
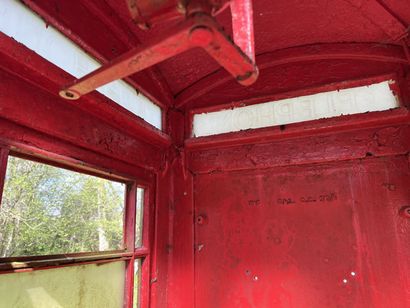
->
59, 89, 80, 100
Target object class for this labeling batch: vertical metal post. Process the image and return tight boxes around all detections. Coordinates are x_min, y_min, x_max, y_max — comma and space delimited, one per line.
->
0, 147, 10, 205
139, 185, 152, 308
231, 0, 255, 61
124, 183, 137, 308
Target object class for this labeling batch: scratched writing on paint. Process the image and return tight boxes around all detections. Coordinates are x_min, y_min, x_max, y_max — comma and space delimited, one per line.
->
277, 192, 337, 205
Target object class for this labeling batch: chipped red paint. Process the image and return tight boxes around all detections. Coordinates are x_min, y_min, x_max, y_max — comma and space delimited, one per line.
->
166, 110, 195, 308
193, 156, 410, 307
176, 44, 409, 109
342, 0, 408, 41
0, 118, 154, 182
17, 0, 410, 99
124, 183, 138, 307
231, 0, 255, 61
186, 108, 410, 151
22, 0, 174, 108
141, 184, 156, 308
187, 124, 410, 173
186, 122, 410, 307
0, 33, 171, 148
0, 69, 163, 171
1, 0, 410, 307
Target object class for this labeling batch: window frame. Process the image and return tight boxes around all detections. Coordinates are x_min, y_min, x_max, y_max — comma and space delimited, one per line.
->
0, 146, 152, 308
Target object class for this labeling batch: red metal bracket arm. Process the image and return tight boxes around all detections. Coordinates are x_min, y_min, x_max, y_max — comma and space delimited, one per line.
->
59, 19, 193, 100
59, 14, 258, 100
192, 15, 258, 86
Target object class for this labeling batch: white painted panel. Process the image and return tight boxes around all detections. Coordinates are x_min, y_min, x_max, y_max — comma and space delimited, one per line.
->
0, 0, 162, 129
193, 81, 399, 137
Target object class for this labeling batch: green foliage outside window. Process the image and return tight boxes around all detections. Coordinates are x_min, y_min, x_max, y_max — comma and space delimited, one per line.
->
0, 156, 125, 257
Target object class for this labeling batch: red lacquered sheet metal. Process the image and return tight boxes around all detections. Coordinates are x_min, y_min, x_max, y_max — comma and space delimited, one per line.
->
194, 157, 410, 307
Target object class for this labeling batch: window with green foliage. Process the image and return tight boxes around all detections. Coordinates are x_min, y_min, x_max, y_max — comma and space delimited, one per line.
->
0, 156, 125, 257
133, 259, 142, 308
135, 187, 144, 248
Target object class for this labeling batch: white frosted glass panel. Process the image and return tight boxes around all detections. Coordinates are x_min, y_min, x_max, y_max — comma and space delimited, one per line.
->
193, 81, 399, 137
0, 261, 125, 308
0, 0, 162, 129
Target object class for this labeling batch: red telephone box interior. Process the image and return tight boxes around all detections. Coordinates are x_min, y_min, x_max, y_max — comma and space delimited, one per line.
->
0, 0, 410, 307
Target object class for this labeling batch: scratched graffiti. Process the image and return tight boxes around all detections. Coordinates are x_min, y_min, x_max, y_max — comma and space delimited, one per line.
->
277, 192, 337, 205
248, 199, 261, 206
277, 198, 296, 205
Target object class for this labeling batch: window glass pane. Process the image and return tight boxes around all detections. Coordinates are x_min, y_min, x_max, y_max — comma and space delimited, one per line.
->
135, 188, 144, 248
0, 261, 125, 308
133, 259, 142, 308
0, 261, 125, 307
192, 80, 399, 137
0, 156, 125, 257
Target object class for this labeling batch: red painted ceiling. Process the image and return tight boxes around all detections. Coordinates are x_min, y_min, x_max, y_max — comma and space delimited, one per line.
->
23, 0, 410, 109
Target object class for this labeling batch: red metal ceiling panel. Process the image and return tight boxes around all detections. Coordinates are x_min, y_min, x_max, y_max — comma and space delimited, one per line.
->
157, 0, 399, 94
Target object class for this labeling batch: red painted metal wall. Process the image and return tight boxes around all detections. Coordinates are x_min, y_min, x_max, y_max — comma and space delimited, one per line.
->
2, 2, 410, 306
194, 157, 410, 307
186, 122, 410, 308
0, 59, 167, 308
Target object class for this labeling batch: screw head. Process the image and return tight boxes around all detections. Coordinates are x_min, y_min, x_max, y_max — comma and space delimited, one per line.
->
196, 215, 207, 225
